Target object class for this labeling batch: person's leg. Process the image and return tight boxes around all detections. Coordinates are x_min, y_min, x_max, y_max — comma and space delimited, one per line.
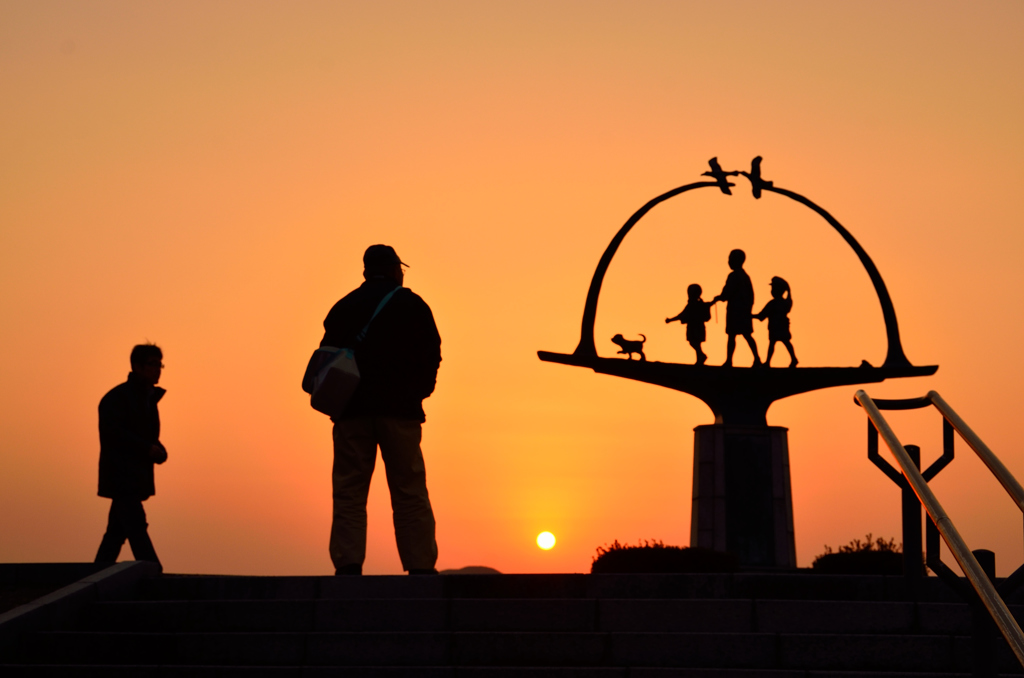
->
724, 334, 737, 366
765, 340, 776, 366
691, 341, 706, 365
784, 340, 798, 367
376, 417, 438, 573
330, 418, 378, 573
743, 333, 761, 366
95, 499, 128, 564
123, 500, 160, 566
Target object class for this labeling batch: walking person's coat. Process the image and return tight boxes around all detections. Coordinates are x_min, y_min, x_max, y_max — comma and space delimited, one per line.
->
98, 372, 167, 499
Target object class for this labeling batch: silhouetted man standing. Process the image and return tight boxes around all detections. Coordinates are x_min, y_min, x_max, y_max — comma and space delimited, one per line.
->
95, 344, 167, 569
321, 245, 441, 575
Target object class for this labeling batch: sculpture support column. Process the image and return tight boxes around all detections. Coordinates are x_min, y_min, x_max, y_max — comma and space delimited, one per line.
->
691, 425, 796, 568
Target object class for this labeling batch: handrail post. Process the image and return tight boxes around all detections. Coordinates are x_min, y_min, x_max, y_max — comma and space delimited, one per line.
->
972, 549, 997, 678
902, 445, 924, 586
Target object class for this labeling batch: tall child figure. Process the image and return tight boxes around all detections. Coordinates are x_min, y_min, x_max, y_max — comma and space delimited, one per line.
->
712, 249, 761, 367
754, 276, 798, 368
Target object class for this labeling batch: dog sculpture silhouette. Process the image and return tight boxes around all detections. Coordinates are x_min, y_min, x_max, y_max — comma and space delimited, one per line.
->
611, 334, 647, 361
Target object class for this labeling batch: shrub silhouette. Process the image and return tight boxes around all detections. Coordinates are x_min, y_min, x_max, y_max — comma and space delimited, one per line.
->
591, 540, 738, 574
811, 534, 903, 575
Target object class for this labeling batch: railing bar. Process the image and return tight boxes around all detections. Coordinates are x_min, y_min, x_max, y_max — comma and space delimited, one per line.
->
928, 391, 1024, 513
855, 391, 1024, 668
870, 395, 934, 410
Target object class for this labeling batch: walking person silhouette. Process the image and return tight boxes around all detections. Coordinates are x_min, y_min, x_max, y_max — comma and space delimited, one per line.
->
712, 249, 761, 367
665, 284, 713, 365
94, 344, 167, 569
754, 276, 798, 368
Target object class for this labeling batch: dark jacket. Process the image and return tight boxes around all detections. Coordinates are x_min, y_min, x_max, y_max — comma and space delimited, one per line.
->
321, 276, 441, 422
98, 372, 166, 499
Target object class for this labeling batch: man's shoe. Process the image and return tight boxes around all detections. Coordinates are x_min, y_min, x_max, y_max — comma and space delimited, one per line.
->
408, 568, 438, 575
335, 563, 362, 576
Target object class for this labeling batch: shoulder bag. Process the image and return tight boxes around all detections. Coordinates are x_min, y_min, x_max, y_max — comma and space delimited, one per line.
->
303, 286, 402, 417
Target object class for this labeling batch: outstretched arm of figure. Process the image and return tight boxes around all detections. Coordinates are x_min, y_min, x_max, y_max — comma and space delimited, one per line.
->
666, 313, 683, 324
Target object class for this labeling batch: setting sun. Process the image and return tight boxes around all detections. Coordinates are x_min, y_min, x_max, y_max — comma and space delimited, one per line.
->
537, 532, 556, 550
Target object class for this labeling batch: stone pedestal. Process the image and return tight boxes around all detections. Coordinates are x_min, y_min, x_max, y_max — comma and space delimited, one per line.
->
690, 425, 796, 568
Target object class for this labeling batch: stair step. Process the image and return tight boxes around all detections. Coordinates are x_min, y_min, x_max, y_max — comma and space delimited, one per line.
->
83, 598, 990, 635
2, 668, 1021, 678
17, 630, 1020, 672
88, 598, 600, 632
7, 570, 1019, 674
136, 574, 967, 603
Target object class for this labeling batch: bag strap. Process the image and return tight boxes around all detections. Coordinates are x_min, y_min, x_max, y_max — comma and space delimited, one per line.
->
354, 286, 402, 345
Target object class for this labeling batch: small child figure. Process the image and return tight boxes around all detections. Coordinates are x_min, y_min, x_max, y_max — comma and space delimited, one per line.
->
753, 276, 798, 368
665, 284, 713, 365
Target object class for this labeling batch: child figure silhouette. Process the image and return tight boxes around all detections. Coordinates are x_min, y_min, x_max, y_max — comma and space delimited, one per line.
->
666, 284, 713, 365
753, 276, 798, 368
712, 249, 761, 367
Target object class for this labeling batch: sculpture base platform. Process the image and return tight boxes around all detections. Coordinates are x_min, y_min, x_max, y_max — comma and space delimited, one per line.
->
537, 351, 936, 425
691, 424, 796, 569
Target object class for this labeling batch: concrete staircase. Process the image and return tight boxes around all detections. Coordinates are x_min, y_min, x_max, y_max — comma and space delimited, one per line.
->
4, 571, 1023, 676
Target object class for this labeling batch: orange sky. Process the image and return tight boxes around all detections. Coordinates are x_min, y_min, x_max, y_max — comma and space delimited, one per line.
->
2, 1, 1023, 576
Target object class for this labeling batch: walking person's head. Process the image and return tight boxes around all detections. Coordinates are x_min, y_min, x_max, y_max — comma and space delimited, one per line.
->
728, 249, 746, 270
687, 284, 702, 301
363, 244, 408, 285
130, 344, 163, 386
770, 276, 791, 300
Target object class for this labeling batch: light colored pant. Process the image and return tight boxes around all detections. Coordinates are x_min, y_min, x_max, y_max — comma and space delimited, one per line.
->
330, 416, 438, 571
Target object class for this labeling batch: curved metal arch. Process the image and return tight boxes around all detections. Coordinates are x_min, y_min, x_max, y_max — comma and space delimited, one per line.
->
573, 180, 719, 357
764, 185, 910, 368
572, 179, 913, 369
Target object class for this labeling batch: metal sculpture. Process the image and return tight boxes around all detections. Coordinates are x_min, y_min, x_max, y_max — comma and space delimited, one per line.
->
538, 156, 936, 426
538, 158, 938, 567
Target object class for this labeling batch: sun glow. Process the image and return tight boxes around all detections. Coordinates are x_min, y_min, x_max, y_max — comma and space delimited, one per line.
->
536, 532, 556, 550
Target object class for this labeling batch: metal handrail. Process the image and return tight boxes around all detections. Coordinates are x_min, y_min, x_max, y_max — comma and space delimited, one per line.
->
927, 391, 1024, 513
855, 390, 1024, 667
860, 391, 1024, 511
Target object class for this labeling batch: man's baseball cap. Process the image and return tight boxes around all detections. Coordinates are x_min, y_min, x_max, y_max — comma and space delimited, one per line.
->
363, 244, 409, 269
